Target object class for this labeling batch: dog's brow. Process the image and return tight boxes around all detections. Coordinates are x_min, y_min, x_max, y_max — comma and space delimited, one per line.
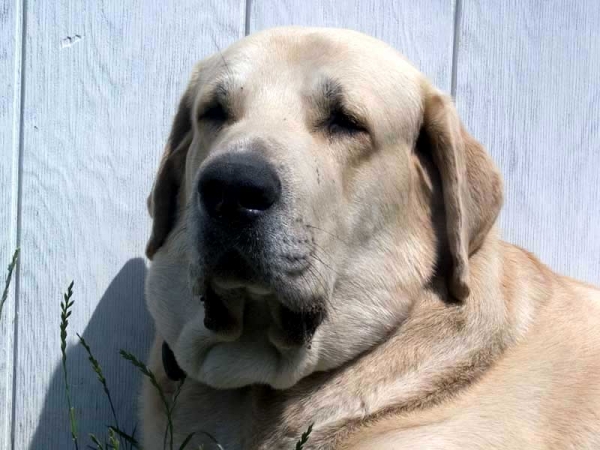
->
199, 79, 232, 111
317, 78, 367, 126
210, 80, 230, 104
214, 81, 229, 99
321, 78, 344, 105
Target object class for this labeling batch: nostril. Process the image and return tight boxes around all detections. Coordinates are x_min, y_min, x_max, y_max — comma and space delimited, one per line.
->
200, 179, 226, 215
238, 183, 279, 211
198, 153, 282, 221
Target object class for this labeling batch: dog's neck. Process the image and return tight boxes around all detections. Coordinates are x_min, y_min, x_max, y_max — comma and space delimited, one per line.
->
249, 232, 521, 449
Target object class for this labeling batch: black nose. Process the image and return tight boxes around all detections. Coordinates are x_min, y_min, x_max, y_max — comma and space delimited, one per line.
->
198, 153, 282, 221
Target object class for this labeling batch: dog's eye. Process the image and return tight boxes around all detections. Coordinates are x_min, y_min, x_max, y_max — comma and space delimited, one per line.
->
199, 103, 229, 124
327, 109, 366, 136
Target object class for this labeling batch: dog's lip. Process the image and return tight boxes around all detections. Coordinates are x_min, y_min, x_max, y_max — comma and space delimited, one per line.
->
211, 277, 273, 297
205, 280, 321, 350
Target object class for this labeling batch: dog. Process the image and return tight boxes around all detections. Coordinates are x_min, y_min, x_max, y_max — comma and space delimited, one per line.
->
140, 27, 600, 449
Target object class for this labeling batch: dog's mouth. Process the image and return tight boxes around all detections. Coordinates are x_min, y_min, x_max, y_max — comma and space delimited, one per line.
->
201, 279, 325, 348
189, 247, 324, 349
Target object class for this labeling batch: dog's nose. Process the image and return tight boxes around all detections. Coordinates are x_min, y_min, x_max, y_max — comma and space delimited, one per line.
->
198, 153, 281, 221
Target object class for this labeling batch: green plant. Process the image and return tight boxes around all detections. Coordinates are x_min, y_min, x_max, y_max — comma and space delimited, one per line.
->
79, 334, 139, 450
0, 248, 19, 321
53, 276, 311, 450
120, 351, 196, 450
60, 281, 79, 450
89, 428, 122, 450
79, 335, 120, 429
89, 432, 105, 449
109, 426, 139, 449
295, 424, 314, 450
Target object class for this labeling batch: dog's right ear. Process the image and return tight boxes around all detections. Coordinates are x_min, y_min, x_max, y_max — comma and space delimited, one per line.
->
146, 86, 195, 259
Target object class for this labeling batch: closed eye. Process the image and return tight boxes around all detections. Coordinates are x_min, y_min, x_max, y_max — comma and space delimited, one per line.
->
198, 102, 229, 124
326, 108, 367, 136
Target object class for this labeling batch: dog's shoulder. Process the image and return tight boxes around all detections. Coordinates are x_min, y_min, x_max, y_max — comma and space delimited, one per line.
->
341, 245, 600, 450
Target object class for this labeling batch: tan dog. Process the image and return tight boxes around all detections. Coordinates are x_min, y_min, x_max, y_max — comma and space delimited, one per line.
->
141, 27, 600, 449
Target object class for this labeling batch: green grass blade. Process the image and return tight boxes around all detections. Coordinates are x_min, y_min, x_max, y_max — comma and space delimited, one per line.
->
60, 281, 79, 450
0, 248, 19, 321
78, 334, 121, 431
178, 432, 195, 450
108, 427, 120, 450
108, 426, 140, 449
89, 433, 105, 450
119, 350, 175, 449
295, 423, 314, 450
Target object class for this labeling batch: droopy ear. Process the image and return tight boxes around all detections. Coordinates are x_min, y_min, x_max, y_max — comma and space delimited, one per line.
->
146, 86, 195, 259
419, 88, 503, 300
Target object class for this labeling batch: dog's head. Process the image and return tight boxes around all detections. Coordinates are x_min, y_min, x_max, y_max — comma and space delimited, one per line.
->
145, 27, 503, 390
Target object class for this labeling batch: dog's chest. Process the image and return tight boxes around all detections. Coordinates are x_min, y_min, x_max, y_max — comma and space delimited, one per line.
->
167, 383, 330, 450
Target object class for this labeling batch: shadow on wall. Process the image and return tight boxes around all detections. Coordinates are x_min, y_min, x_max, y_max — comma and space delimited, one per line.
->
29, 258, 153, 449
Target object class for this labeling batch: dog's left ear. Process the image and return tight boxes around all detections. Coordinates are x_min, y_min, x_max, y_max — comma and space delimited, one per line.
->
146, 85, 195, 259
418, 87, 503, 300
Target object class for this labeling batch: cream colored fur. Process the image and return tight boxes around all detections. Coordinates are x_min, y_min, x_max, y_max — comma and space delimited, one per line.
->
141, 27, 600, 449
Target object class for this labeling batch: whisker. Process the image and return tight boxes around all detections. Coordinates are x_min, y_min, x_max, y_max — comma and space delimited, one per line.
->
305, 262, 330, 298
299, 270, 322, 309
305, 264, 339, 317
309, 244, 345, 279
305, 224, 350, 246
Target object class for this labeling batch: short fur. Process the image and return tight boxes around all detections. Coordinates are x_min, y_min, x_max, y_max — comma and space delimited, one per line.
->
141, 27, 600, 449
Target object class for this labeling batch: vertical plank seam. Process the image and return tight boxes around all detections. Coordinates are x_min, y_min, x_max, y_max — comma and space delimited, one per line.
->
450, 0, 462, 97
10, 0, 26, 448
244, 0, 252, 36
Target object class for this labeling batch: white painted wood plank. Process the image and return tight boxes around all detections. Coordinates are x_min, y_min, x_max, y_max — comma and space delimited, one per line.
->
248, 0, 456, 91
16, 1, 245, 448
456, 0, 600, 284
0, 0, 22, 448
